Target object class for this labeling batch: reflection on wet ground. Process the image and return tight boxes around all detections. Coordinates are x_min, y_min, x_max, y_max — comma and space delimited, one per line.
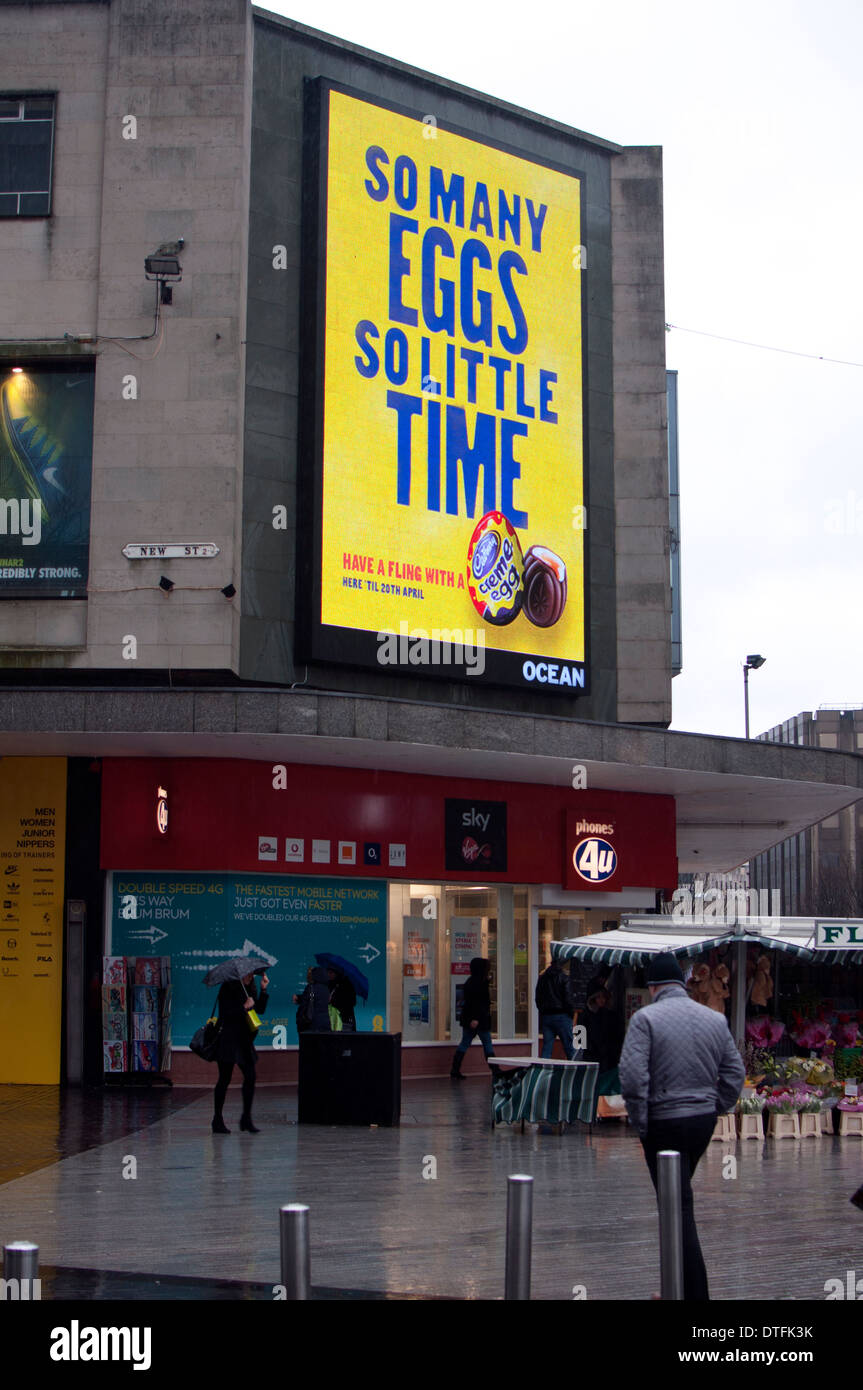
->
1, 1080, 860, 1300
0, 1084, 207, 1184
29, 1265, 447, 1299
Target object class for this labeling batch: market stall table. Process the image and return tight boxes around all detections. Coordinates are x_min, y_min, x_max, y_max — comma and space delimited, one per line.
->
488, 1057, 599, 1133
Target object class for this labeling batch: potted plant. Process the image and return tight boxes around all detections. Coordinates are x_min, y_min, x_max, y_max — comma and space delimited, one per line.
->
764, 1089, 800, 1138
737, 1090, 766, 1139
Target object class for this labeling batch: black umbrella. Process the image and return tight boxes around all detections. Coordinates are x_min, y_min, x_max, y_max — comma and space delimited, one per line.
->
315, 952, 369, 1000
203, 957, 271, 987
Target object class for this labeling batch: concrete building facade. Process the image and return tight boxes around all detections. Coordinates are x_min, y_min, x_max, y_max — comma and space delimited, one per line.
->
1, 0, 671, 724
750, 708, 863, 916
1, 0, 861, 1088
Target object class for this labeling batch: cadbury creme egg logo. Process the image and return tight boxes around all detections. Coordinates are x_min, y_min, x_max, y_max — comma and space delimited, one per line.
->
472, 531, 500, 580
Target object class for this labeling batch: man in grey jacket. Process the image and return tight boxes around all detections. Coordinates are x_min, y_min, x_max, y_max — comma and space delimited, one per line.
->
619, 953, 745, 1300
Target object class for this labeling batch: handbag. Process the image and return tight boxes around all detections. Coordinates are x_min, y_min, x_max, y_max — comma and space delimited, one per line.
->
328, 1004, 343, 1032
190, 1015, 221, 1062
242, 980, 261, 1037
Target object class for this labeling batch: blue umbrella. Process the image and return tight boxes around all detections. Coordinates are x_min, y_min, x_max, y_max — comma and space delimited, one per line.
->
315, 952, 369, 1000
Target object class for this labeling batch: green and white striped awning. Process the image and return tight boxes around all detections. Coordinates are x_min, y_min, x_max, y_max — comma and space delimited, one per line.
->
550, 917, 851, 967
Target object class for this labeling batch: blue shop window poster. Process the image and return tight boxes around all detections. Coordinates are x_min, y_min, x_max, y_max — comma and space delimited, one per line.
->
108, 873, 388, 1048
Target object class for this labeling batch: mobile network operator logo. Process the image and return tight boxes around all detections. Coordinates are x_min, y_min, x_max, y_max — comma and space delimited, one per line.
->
49, 1321, 151, 1371
572, 835, 617, 883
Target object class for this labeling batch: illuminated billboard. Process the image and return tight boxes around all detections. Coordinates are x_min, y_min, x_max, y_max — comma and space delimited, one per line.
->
0, 365, 93, 598
298, 82, 587, 692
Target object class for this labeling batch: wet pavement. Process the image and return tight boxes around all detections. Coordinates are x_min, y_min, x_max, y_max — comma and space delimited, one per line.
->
23, 1265, 445, 1299
0, 1082, 207, 1186
1, 1079, 861, 1300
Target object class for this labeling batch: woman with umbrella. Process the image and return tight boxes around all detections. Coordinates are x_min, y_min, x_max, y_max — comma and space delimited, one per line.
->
315, 953, 368, 1032
205, 957, 270, 1134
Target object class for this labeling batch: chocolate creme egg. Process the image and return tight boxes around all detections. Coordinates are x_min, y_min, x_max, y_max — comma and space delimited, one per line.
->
466, 511, 525, 625
523, 545, 567, 627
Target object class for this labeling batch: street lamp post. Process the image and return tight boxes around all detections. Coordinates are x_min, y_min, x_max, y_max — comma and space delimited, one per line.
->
743, 654, 766, 738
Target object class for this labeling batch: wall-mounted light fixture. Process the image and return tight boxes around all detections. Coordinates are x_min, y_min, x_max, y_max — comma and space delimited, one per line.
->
145, 239, 184, 305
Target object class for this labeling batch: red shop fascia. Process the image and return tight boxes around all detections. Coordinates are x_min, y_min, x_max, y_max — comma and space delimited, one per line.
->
100, 759, 678, 895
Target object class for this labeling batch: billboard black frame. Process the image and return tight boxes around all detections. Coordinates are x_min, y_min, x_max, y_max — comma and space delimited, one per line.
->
295, 77, 591, 696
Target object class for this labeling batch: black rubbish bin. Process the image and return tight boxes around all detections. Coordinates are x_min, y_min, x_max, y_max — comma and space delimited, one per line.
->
298, 1031, 401, 1126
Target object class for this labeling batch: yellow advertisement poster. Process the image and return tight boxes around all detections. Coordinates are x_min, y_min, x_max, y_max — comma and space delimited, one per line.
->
0, 758, 66, 1083
315, 86, 586, 692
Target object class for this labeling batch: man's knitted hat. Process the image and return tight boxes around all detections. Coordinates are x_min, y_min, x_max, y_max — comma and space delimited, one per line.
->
645, 952, 685, 986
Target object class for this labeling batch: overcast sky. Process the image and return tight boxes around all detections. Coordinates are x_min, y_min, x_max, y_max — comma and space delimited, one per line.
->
263, 0, 863, 739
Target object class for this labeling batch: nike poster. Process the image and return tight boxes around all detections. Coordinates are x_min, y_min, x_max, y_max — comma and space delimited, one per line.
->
0, 365, 94, 598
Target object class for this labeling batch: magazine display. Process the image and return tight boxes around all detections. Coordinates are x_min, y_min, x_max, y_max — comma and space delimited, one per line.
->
101, 956, 171, 1078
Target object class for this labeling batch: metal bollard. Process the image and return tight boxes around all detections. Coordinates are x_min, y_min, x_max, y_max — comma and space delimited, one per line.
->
657, 1150, 684, 1300
2, 1241, 40, 1299
279, 1204, 310, 1300
504, 1174, 533, 1300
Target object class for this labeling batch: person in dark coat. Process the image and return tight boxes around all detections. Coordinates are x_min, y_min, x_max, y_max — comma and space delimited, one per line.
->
293, 966, 332, 1033
212, 970, 269, 1134
450, 957, 493, 1078
585, 967, 613, 1002
583, 987, 624, 1091
535, 957, 577, 1058
327, 966, 357, 1031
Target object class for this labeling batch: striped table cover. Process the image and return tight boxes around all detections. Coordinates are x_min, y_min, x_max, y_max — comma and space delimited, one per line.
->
491, 1061, 599, 1126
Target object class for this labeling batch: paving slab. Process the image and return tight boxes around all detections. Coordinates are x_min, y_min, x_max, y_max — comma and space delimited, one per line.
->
0, 1081, 859, 1300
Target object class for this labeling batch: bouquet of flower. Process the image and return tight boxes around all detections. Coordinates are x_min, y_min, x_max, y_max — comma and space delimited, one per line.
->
805, 1060, 836, 1087
745, 1017, 786, 1049
779, 1057, 807, 1081
764, 1090, 796, 1114
790, 1020, 831, 1051
737, 1093, 766, 1114
833, 1020, 863, 1049
799, 1088, 823, 1113
740, 1040, 774, 1084
837, 1095, 863, 1112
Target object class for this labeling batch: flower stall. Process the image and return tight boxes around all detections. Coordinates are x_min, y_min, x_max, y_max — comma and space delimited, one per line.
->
553, 915, 863, 1141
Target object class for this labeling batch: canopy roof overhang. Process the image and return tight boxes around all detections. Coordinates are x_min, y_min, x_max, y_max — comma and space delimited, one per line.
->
0, 689, 861, 873
553, 917, 863, 966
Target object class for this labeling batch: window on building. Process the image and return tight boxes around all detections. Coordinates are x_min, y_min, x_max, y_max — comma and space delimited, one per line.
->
0, 94, 55, 216
390, 882, 534, 1042
818, 732, 838, 749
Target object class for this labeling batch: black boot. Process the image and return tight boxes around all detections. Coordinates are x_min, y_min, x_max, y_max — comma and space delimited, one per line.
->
450, 1050, 466, 1080
239, 1114, 260, 1133
212, 1115, 230, 1134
